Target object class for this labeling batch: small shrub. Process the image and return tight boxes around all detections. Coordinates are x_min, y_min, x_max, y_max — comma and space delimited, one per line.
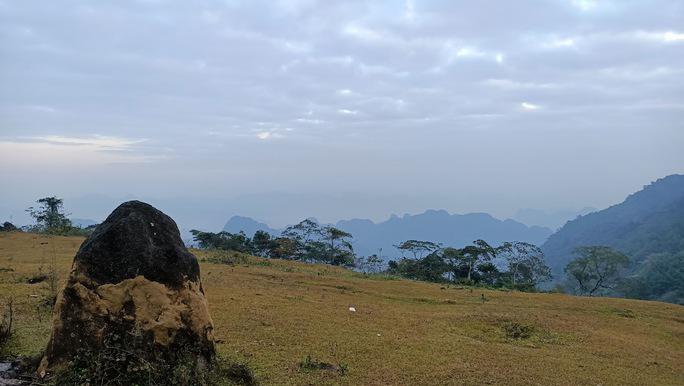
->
26, 274, 48, 284
299, 355, 347, 376
300, 355, 335, 372
337, 362, 349, 376
501, 321, 535, 340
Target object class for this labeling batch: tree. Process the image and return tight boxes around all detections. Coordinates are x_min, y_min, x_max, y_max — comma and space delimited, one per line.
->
322, 226, 355, 266
441, 247, 465, 281
282, 219, 323, 244
190, 229, 220, 249
282, 219, 324, 260
476, 262, 501, 286
251, 230, 275, 257
387, 253, 448, 282
565, 246, 630, 296
460, 240, 497, 282
355, 254, 383, 273
416, 252, 449, 282
621, 251, 684, 304
268, 237, 299, 260
498, 241, 552, 288
26, 197, 72, 234
394, 240, 441, 260
189, 230, 251, 252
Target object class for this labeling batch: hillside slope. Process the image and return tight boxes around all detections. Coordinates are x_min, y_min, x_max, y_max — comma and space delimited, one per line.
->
1, 232, 683, 385
542, 174, 684, 273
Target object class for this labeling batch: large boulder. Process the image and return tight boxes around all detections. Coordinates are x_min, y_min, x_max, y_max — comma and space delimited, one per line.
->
38, 201, 215, 379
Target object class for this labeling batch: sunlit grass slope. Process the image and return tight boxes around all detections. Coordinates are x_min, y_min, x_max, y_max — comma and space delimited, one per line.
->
1, 232, 683, 385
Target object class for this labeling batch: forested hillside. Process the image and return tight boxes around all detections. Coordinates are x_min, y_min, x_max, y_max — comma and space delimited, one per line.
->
543, 175, 684, 270
542, 175, 684, 303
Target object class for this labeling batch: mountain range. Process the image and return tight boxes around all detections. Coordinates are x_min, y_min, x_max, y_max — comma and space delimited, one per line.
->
224, 210, 553, 259
225, 174, 684, 277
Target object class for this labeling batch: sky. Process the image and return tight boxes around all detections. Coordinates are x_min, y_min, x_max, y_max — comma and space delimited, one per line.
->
1, 0, 683, 229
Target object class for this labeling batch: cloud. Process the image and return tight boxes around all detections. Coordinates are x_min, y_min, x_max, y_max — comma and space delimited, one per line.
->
342, 24, 387, 43
25, 105, 59, 113
255, 130, 286, 140
521, 102, 541, 111
542, 37, 576, 48
28, 135, 145, 151
0, 0, 682, 218
571, 0, 598, 11
634, 30, 684, 43
0, 135, 157, 167
484, 79, 559, 90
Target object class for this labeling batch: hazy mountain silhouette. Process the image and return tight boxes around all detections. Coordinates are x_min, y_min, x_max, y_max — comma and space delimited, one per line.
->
224, 209, 553, 260
223, 216, 280, 236
513, 207, 597, 231
542, 174, 684, 274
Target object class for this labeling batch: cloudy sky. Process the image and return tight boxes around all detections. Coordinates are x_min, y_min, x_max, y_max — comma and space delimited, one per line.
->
1, 0, 683, 228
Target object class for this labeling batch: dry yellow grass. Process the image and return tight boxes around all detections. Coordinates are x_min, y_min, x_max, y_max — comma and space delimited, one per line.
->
1, 232, 683, 385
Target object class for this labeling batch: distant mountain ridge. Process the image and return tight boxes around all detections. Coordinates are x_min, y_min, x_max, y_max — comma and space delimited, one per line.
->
224, 209, 553, 260
542, 174, 684, 274
223, 216, 280, 237
512, 207, 597, 231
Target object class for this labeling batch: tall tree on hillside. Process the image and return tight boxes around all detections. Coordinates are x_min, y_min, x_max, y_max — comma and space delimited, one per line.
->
394, 240, 441, 260
282, 219, 324, 259
282, 219, 323, 244
460, 240, 497, 282
190, 230, 251, 252
498, 241, 552, 288
565, 246, 630, 296
441, 247, 464, 281
355, 254, 384, 273
26, 196, 72, 234
251, 230, 275, 257
322, 226, 355, 266
268, 237, 299, 260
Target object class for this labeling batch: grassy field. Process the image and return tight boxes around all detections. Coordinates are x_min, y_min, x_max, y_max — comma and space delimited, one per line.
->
1, 232, 683, 385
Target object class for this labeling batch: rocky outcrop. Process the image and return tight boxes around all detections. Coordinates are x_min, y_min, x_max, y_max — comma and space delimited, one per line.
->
38, 201, 214, 377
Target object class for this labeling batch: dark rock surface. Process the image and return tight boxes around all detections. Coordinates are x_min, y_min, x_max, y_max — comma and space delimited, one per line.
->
74, 200, 200, 288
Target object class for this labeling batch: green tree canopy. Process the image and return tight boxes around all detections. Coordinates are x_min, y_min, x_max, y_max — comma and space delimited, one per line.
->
26, 196, 72, 234
565, 246, 630, 296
